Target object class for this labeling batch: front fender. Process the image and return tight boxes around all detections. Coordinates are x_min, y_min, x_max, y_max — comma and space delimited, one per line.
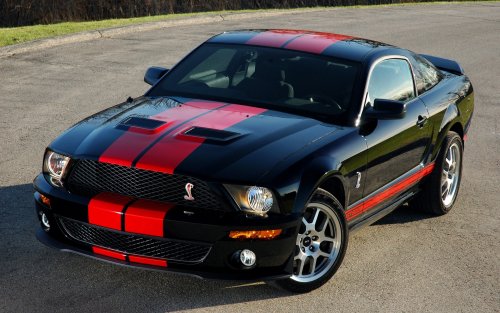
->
292, 156, 349, 214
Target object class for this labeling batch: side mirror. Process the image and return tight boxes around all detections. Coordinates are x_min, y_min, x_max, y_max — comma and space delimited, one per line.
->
364, 99, 406, 120
144, 66, 169, 85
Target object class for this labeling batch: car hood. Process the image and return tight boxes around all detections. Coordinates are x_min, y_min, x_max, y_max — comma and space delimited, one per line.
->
50, 96, 340, 183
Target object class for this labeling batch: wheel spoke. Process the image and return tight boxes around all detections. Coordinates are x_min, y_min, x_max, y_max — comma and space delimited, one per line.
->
302, 217, 308, 227
297, 259, 305, 276
445, 155, 452, 168
441, 183, 449, 198
323, 236, 335, 243
318, 250, 330, 258
318, 218, 329, 237
312, 208, 320, 227
309, 256, 317, 275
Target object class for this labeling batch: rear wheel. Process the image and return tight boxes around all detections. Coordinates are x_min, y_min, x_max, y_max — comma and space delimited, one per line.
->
411, 131, 463, 215
269, 189, 348, 293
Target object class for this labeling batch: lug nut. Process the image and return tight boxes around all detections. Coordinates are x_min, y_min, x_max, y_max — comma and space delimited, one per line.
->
309, 246, 314, 252
301, 247, 305, 252
312, 236, 318, 241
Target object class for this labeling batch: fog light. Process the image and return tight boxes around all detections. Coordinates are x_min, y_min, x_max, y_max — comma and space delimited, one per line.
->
239, 249, 256, 267
41, 212, 50, 230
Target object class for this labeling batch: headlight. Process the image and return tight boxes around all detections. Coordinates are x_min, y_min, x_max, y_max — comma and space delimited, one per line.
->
43, 150, 71, 186
224, 185, 276, 215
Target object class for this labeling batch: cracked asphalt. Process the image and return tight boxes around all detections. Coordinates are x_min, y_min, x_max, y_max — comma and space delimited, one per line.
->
0, 2, 499, 313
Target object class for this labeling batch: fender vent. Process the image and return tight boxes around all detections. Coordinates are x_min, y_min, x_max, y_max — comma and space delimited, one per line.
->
183, 127, 241, 142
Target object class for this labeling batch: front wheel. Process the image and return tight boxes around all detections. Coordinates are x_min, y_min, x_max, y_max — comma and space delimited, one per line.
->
269, 189, 348, 293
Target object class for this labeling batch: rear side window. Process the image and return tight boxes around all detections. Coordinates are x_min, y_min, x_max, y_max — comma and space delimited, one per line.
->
367, 58, 415, 104
412, 54, 442, 94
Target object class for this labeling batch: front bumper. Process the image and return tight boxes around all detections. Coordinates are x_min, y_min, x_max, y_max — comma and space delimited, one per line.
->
34, 174, 299, 280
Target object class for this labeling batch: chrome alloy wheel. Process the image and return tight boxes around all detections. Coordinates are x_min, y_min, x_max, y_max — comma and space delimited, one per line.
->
291, 203, 342, 283
441, 142, 461, 207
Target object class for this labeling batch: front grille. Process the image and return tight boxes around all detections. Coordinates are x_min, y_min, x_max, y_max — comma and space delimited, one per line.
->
59, 217, 212, 263
66, 159, 223, 209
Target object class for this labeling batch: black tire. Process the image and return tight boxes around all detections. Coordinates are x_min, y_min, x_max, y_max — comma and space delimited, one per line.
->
268, 189, 348, 293
410, 131, 463, 215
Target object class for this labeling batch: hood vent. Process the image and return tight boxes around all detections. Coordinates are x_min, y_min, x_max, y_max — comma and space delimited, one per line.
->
183, 127, 241, 143
119, 116, 167, 133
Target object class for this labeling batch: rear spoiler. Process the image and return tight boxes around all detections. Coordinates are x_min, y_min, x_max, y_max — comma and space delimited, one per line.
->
420, 54, 464, 75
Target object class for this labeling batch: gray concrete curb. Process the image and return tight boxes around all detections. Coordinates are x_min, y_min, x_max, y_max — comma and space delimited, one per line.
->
0, 8, 326, 58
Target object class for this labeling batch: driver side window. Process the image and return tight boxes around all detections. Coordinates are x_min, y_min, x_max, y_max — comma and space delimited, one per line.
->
366, 58, 415, 105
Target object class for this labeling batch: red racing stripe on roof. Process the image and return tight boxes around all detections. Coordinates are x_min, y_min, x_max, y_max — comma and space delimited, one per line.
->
99, 101, 226, 167
88, 192, 133, 230
284, 32, 352, 54
135, 104, 267, 174
124, 199, 174, 237
346, 162, 435, 221
246, 30, 305, 48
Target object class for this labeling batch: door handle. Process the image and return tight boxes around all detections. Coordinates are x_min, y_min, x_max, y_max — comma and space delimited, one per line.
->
416, 115, 428, 127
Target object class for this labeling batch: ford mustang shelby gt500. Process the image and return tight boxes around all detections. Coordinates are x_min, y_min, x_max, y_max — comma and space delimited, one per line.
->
34, 30, 473, 292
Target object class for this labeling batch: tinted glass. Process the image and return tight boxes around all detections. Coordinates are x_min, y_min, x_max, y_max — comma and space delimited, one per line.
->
413, 54, 442, 94
149, 43, 360, 120
367, 58, 415, 104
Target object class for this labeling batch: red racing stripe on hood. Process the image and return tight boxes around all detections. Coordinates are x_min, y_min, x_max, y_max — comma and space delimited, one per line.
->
88, 192, 133, 230
284, 32, 352, 54
134, 104, 267, 174
124, 199, 173, 237
99, 101, 226, 167
246, 30, 305, 48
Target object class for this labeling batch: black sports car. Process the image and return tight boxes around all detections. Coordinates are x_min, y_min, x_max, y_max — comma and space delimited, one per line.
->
34, 29, 474, 292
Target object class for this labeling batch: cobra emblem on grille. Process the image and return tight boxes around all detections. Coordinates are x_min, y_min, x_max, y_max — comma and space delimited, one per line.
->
184, 183, 195, 201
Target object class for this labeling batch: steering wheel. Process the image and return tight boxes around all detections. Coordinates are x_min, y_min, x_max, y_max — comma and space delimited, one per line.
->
305, 94, 343, 111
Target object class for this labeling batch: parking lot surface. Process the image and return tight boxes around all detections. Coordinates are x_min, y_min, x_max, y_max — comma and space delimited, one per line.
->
0, 3, 499, 312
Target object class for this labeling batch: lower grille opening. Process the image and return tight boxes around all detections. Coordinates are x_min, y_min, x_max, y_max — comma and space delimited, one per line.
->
58, 217, 211, 264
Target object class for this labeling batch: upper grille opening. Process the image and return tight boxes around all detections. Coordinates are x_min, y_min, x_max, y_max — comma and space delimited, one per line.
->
66, 160, 224, 210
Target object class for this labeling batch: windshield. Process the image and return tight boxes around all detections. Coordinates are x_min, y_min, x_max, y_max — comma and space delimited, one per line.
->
148, 43, 360, 120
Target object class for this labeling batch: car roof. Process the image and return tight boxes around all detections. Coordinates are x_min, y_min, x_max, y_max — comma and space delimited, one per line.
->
207, 29, 396, 62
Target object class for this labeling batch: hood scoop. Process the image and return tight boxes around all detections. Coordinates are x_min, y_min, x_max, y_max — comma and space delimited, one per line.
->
118, 116, 168, 134
183, 127, 242, 143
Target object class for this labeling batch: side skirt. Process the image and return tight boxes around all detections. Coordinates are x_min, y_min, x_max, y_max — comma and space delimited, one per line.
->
348, 190, 417, 233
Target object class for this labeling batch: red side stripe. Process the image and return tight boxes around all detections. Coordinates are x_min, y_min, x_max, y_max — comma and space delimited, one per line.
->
246, 30, 304, 48
98, 101, 226, 167
92, 246, 126, 260
88, 192, 132, 230
346, 163, 435, 221
129, 255, 168, 267
284, 33, 352, 54
124, 199, 174, 237
135, 104, 267, 174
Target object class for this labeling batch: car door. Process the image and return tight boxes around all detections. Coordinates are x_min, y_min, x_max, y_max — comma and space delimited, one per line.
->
360, 57, 432, 215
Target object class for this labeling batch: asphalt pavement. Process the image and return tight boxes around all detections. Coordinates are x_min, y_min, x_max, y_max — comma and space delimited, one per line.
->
0, 2, 499, 313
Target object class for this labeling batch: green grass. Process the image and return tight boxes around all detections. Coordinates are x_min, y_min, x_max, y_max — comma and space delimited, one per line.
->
0, 11, 232, 47
0, 1, 496, 48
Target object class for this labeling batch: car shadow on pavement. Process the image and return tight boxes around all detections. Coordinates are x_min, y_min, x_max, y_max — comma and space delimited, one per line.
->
0, 183, 291, 313
372, 203, 436, 225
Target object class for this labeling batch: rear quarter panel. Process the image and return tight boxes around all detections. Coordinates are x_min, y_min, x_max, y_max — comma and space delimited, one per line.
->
418, 73, 474, 161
